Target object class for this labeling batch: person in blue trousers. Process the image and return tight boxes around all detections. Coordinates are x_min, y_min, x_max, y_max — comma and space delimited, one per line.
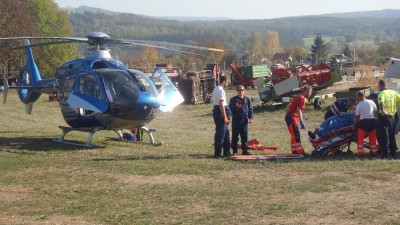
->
229, 85, 253, 155
212, 76, 231, 158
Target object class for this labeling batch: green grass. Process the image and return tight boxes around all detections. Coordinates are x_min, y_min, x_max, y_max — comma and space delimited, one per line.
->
1, 90, 400, 224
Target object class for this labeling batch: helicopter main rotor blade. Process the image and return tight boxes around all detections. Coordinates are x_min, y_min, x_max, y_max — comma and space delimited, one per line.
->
0, 34, 224, 53
0, 36, 88, 43
116, 39, 224, 52
122, 41, 206, 57
4, 40, 78, 50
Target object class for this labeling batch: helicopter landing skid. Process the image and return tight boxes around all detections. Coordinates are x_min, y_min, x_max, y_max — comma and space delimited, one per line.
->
138, 126, 163, 146
109, 126, 163, 146
50, 126, 105, 148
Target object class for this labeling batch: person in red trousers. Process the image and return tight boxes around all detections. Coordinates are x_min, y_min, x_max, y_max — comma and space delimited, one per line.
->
285, 85, 312, 155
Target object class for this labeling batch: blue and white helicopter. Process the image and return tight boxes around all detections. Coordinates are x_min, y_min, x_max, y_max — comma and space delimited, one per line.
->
1, 32, 223, 147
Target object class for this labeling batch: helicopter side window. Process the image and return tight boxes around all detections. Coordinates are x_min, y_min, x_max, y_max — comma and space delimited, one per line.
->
78, 74, 104, 100
56, 66, 67, 78
62, 77, 74, 102
70, 64, 82, 75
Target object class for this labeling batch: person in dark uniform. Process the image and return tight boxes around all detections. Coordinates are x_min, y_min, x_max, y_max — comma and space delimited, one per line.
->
212, 76, 231, 158
229, 85, 253, 155
324, 98, 356, 120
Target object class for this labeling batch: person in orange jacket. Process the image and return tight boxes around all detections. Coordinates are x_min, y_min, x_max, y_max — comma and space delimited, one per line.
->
285, 85, 312, 155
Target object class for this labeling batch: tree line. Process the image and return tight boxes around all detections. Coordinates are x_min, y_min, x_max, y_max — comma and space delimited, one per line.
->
0, 0, 76, 77
1, 1, 400, 77
68, 11, 400, 51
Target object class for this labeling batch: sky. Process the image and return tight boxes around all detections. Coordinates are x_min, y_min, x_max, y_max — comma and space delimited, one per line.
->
54, 0, 400, 20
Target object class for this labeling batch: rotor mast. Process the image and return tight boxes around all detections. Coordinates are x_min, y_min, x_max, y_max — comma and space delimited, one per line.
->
84, 32, 112, 59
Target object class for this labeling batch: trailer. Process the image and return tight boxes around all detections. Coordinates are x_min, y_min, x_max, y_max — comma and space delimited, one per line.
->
230, 64, 271, 88
255, 58, 342, 109
334, 86, 374, 99
178, 70, 217, 104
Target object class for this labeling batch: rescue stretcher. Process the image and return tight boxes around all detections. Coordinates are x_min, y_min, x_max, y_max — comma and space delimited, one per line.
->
236, 139, 278, 152
309, 125, 368, 156
230, 154, 304, 161
231, 139, 304, 160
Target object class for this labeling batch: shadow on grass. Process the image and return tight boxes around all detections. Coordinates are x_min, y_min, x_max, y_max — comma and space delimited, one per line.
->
90, 151, 398, 163
92, 155, 185, 161
91, 154, 218, 162
90, 152, 392, 163
0, 136, 105, 152
305, 151, 399, 162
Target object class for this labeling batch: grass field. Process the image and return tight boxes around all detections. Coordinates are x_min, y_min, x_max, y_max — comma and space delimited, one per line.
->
1, 89, 400, 225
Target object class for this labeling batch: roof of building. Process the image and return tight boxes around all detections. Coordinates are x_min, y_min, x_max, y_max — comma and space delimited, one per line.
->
272, 53, 292, 62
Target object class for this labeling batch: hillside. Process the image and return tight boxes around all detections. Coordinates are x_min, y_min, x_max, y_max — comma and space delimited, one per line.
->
67, 7, 400, 51
324, 9, 400, 18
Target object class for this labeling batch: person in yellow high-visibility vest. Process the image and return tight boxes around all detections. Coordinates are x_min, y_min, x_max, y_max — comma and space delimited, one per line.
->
377, 80, 400, 159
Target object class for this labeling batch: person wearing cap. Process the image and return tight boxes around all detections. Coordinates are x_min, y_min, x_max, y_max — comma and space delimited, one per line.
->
212, 76, 231, 158
354, 91, 378, 157
377, 79, 400, 159
285, 85, 312, 155
229, 85, 253, 155
368, 92, 379, 106
324, 98, 357, 120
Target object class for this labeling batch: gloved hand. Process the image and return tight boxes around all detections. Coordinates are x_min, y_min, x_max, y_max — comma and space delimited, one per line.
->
300, 120, 306, 129
223, 115, 229, 124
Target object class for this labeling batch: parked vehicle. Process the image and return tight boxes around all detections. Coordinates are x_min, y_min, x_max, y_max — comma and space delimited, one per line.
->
255, 57, 342, 109
230, 64, 271, 88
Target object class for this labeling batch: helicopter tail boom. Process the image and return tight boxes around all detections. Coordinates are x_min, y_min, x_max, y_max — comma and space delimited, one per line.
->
22, 39, 42, 85
3, 40, 55, 114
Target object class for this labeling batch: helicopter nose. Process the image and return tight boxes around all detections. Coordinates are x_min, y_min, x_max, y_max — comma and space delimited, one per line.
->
143, 102, 160, 110
153, 102, 161, 108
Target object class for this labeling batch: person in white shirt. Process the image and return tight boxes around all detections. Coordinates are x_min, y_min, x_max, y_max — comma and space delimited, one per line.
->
354, 91, 378, 157
212, 76, 231, 158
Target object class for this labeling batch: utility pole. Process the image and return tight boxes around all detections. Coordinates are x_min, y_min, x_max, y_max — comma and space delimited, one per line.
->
353, 33, 356, 76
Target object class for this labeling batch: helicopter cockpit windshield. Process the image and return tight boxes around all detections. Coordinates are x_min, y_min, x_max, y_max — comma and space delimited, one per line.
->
127, 70, 158, 99
150, 68, 184, 112
101, 71, 138, 103
100, 70, 158, 104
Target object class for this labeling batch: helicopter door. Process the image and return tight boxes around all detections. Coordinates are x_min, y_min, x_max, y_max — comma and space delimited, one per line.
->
67, 74, 108, 113
150, 68, 184, 112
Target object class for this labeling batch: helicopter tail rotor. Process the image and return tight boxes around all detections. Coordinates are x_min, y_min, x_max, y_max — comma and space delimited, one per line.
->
17, 65, 42, 105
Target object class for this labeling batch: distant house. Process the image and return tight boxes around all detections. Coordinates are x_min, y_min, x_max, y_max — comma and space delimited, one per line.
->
332, 54, 348, 64
272, 53, 292, 64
